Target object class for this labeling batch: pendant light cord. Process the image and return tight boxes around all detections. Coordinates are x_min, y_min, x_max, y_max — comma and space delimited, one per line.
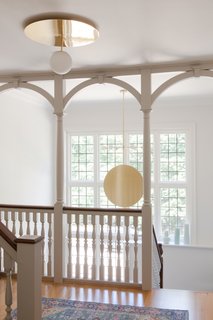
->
60, 20, 64, 51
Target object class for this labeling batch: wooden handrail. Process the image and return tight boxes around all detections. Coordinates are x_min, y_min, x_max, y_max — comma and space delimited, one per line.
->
0, 204, 54, 210
0, 221, 17, 251
0, 204, 140, 213
63, 206, 141, 213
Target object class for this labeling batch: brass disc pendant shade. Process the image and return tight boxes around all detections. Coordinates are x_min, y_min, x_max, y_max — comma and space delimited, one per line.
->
103, 90, 143, 207
104, 164, 143, 207
24, 18, 99, 48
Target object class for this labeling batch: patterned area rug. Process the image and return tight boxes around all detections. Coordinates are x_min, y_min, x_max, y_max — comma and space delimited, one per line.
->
13, 297, 189, 320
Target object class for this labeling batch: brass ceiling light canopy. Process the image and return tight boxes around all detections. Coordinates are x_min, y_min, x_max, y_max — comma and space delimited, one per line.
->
24, 17, 99, 75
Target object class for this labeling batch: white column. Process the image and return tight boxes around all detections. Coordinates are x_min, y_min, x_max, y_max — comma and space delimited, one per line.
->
141, 70, 153, 290
16, 235, 43, 320
54, 75, 65, 283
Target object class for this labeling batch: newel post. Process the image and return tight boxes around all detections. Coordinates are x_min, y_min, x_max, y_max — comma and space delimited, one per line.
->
15, 235, 43, 320
141, 70, 153, 290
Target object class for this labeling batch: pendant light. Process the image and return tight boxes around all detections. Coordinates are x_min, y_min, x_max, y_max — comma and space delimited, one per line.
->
24, 16, 99, 75
103, 90, 143, 207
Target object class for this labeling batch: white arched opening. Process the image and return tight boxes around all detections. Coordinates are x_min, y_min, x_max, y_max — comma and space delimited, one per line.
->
149, 70, 213, 290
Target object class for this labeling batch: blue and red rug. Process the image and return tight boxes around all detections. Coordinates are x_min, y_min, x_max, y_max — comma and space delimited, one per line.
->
13, 297, 189, 319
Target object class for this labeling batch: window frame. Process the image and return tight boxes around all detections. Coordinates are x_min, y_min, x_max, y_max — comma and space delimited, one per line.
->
65, 123, 196, 245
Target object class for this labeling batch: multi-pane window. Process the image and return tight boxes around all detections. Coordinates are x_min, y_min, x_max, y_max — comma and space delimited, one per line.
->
160, 188, 186, 242
66, 130, 192, 244
128, 134, 143, 173
99, 135, 123, 180
70, 186, 94, 207
71, 136, 94, 181
157, 133, 188, 244
160, 133, 186, 182
128, 134, 154, 179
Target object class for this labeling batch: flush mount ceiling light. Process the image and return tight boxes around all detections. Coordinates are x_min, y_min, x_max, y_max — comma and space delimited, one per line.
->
24, 17, 99, 75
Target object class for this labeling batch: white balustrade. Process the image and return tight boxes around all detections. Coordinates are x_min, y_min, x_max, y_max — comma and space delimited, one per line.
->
0, 205, 162, 288
63, 208, 144, 286
0, 205, 54, 277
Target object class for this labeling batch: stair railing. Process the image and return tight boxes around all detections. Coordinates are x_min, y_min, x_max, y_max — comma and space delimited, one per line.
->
0, 221, 17, 320
0, 221, 43, 320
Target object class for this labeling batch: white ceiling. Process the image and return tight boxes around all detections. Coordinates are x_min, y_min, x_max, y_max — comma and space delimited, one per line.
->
1, 0, 213, 101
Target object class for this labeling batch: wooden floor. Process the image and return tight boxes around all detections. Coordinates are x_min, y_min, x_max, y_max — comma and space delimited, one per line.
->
1, 278, 213, 320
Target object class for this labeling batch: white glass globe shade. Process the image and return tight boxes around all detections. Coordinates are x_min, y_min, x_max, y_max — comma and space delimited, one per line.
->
50, 51, 72, 75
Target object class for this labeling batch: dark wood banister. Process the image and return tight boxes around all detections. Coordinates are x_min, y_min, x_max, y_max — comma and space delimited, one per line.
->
0, 204, 139, 213
0, 204, 54, 210
63, 206, 141, 214
0, 221, 17, 251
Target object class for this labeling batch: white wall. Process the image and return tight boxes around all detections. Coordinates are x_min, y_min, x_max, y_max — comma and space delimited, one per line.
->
163, 245, 213, 291
64, 98, 143, 132
0, 89, 55, 205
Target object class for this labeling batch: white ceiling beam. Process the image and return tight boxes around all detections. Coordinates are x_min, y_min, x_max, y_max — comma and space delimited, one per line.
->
0, 60, 213, 83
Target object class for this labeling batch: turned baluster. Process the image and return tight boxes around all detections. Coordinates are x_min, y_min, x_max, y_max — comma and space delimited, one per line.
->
26, 211, 31, 235
47, 212, 53, 277
116, 215, 122, 282
4, 252, 13, 320
108, 215, 113, 282
124, 216, 130, 283
99, 215, 104, 281
91, 214, 96, 280
67, 213, 72, 278
83, 213, 88, 279
76, 214, 81, 279
133, 215, 139, 283
40, 211, 45, 275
